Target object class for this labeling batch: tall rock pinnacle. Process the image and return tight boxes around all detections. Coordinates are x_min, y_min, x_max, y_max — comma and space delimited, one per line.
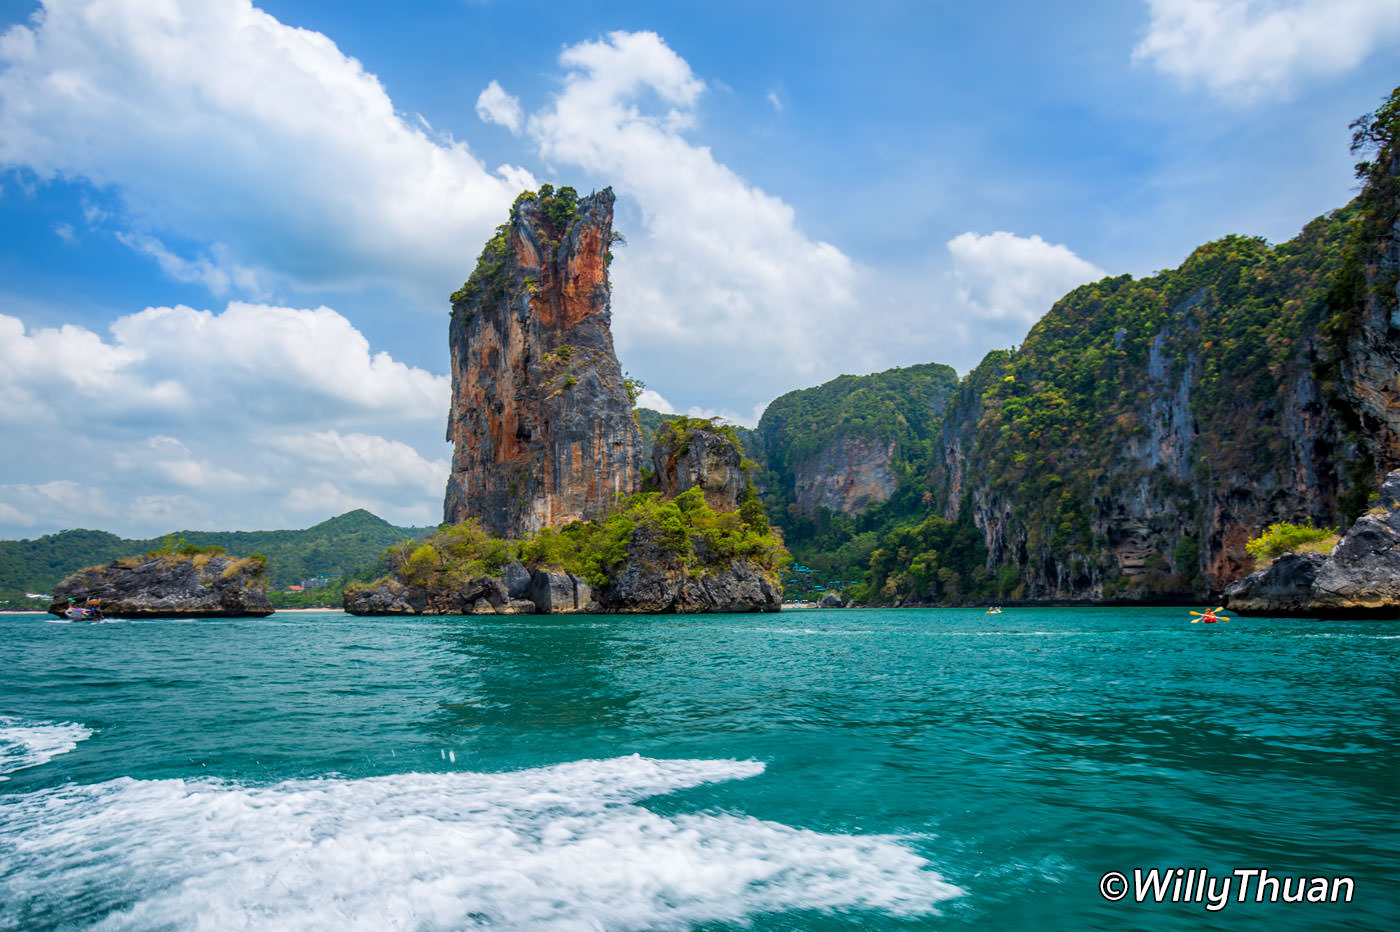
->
444, 186, 643, 537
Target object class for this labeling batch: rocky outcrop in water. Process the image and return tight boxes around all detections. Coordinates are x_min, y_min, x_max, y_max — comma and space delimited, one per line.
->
345, 548, 780, 617
530, 569, 597, 613
342, 574, 536, 616
598, 524, 782, 614
1226, 470, 1400, 617
1222, 553, 1327, 615
443, 186, 642, 538
48, 553, 273, 618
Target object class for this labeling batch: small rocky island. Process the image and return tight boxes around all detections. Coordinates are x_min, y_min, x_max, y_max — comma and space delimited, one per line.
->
1226, 469, 1400, 617
347, 185, 786, 616
49, 547, 274, 619
346, 416, 785, 615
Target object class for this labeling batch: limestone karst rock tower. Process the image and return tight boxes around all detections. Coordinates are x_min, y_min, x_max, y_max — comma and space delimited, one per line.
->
444, 186, 643, 537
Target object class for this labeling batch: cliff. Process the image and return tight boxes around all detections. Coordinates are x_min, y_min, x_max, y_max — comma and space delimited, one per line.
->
757, 363, 960, 519
924, 207, 1394, 601
48, 551, 273, 618
444, 185, 643, 538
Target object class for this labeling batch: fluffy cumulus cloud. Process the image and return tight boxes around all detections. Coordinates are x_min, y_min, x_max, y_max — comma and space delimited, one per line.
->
947, 231, 1106, 334
506, 31, 867, 416
476, 80, 523, 134
0, 304, 449, 537
1133, 0, 1400, 101
0, 0, 531, 301
633, 389, 676, 414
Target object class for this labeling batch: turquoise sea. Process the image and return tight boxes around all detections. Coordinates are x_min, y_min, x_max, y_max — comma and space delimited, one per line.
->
1, 607, 1396, 931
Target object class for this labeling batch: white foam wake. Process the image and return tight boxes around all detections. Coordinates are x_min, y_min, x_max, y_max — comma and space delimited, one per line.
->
0, 755, 960, 931
0, 716, 92, 781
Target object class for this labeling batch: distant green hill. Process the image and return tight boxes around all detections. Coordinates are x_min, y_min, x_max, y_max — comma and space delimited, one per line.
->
0, 509, 432, 609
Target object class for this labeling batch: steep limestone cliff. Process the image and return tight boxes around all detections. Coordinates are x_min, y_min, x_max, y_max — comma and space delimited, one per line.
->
1331, 108, 1400, 514
792, 435, 899, 516
444, 186, 642, 538
928, 199, 1396, 602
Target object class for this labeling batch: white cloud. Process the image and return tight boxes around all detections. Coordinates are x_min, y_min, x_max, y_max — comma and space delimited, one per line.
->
0, 303, 450, 537
114, 233, 264, 297
522, 31, 866, 415
1133, 0, 1400, 101
106, 302, 449, 420
52, 221, 75, 243
766, 90, 784, 112
634, 388, 675, 413
113, 436, 259, 490
270, 431, 448, 496
947, 231, 1105, 327
0, 480, 115, 532
0, 303, 448, 428
0, 0, 531, 301
0, 500, 31, 526
632, 389, 765, 429
681, 403, 769, 431
476, 79, 523, 133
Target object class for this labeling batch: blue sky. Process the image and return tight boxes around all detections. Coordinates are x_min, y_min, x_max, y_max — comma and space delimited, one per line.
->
0, 0, 1397, 538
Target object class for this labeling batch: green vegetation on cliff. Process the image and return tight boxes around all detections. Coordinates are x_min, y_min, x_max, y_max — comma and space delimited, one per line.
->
382, 519, 516, 589
634, 410, 764, 469
1245, 523, 1340, 562
526, 487, 786, 585
750, 363, 959, 598
862, 514, 997, 603
362, 486, 788, 594
850, 205, 1365, 603
450, 184, 584, 312
758, 363, 959, 485
654, 415, 744, 458
634, 407, 672, 451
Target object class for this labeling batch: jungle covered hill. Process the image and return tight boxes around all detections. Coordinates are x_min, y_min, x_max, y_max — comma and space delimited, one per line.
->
0, 509, 431, 610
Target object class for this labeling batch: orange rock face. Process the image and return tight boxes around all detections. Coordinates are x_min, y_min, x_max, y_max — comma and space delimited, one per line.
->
444, 188, 642, 538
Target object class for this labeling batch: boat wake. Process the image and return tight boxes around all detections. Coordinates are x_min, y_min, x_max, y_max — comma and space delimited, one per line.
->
0, 754, 961, 931
0, 716, 92, 782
